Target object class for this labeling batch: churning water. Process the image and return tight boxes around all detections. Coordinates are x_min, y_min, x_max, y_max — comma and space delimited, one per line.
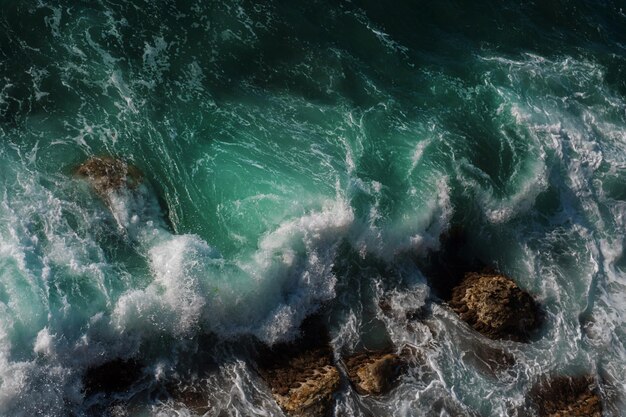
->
1, 1, 626, 416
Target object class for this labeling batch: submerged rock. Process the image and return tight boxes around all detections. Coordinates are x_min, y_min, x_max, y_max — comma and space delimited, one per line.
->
76, 156, 142, 196
460, 340, 516, 376
255, 319, 340, 417
449, 272, 539, 341
529, 375, 602, 417
83, 359, 143, 396
165, 382, 213, 415
342, 349, 406, 396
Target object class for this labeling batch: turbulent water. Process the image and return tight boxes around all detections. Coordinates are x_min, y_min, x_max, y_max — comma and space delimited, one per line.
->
1, 1, 626, 416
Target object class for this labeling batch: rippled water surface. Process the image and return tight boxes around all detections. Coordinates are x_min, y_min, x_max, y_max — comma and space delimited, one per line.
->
1, 1, 626, 416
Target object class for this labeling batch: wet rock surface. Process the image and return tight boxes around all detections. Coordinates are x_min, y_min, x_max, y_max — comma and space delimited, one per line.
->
76, 157, 142, 196
83, 359, 143, 396
449, 272, 539, 341
342, 349, 406, 396
529, 375, 602, 417
255, 319, 340, 417
461, 341, 516, 376
166, 382, 213, 415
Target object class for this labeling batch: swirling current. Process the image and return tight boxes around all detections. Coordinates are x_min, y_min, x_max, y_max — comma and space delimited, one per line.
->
1, 1, 626, 416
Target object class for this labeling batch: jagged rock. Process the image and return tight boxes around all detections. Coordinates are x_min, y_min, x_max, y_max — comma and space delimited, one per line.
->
255, 319, 340, 417
449, 272, 539, 341
257, 347, 339, 417
529, 375, 602, 417
76, 156, 142, 196
343, 349, 406, 396
83, 359, 143, 395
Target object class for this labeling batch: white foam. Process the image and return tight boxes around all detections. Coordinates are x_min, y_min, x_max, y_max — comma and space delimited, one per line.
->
112, 234, 211, 336
236, 198, 354, 343
110, 193, 354, 344
34, 327, 56, 357
408, 138, 432, 174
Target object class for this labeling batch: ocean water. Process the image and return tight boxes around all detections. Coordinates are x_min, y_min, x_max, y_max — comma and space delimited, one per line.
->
1, 1, 626, 416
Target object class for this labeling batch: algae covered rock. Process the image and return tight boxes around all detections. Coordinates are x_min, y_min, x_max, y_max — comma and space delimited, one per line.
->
255, 318, 340, 417
343, 350, 406, 396
76, 156, 142, 196
529, 375, 602, 417
449, 272, 539, 341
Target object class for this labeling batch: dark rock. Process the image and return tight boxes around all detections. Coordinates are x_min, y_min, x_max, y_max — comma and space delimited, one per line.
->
166, 382, 212, 415
405, 305, 431, 322
378, 298, 431, 323
76, 157, 142, 196
529, 375, 602, 417
342, 349, 406, 396
377, 298, 393, 315
255, 318, 340, 417
83, 359, 143, 396
449, 272, 539, 341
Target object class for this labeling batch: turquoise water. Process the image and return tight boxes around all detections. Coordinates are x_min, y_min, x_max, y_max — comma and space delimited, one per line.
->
1, 1, 626, 415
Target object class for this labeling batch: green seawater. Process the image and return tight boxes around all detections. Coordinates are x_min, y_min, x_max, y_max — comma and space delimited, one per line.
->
1, 1, 626, 416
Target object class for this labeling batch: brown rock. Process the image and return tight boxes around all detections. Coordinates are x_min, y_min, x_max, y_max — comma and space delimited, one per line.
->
274, 363, 339, 417
256, 318, 340, 417
449, 272, 539, 341
529, 375, 602, 417
76, 156, 142, 196
343, 350, 406, 396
